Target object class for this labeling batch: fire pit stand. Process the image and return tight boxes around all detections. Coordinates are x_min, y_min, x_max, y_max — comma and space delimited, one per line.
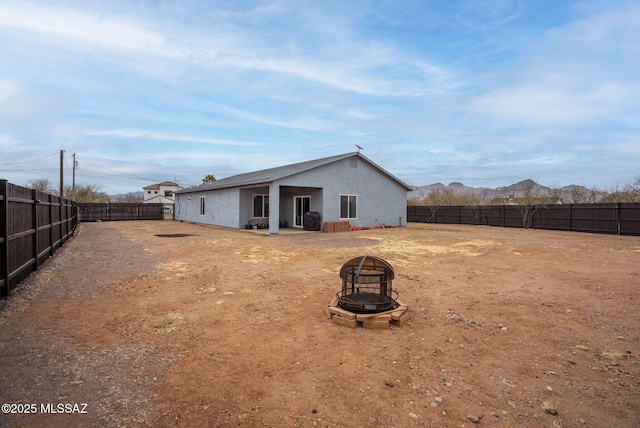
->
326, 255, 409, 329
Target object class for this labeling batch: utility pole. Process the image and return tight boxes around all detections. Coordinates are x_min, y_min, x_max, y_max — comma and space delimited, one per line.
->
72, 153, 76, 200
59, 150, 64, 197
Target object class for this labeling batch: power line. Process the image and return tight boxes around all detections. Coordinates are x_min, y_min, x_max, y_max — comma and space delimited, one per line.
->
0, 168, 59, 172
74, 168, 119, 194
0, 152, 59, 166
77, 167, 164, 182
75, 156, 166, 182
0, 153, 165, 183
75, 168, 146, 182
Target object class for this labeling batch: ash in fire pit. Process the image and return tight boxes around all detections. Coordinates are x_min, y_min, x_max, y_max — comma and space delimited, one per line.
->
327, 255, 409, 329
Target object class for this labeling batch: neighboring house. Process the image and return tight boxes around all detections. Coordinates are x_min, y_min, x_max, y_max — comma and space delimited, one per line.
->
143, 181, 183, 215
174, 152, 412, 234
489, 196, 519, 205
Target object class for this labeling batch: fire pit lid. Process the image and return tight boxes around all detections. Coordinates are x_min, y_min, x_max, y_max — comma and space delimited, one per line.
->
339, 255, 394, 283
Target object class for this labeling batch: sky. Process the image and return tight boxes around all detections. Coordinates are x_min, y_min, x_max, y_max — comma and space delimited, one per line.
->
1, 0, 639, 194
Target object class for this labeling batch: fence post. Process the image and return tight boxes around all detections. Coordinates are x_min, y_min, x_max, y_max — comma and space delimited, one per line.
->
61, 198, 65, 244
0, 179, 9, 296
59, 195, 63, 245
530, 206, 535, 229
49, 194, 54, 256
615, 203, 620, 235
72, 202, 77, 230
31, 188, 39, 271
62, 198, 68, 242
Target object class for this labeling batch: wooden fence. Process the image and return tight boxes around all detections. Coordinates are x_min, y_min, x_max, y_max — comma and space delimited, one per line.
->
407, 203, 640, 236
0, 180, 78, 297
78, 203, 165, 222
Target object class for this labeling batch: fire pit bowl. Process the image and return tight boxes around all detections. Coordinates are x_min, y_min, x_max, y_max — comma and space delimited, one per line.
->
337, 255, 399, 314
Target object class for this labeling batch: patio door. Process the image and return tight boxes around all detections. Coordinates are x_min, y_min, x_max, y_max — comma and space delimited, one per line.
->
293, 196, 310, 228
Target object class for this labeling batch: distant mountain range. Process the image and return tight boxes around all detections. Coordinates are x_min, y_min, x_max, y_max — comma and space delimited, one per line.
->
110, 181, 588, 203
407, 179, 589, 202
109, 191, 144, 200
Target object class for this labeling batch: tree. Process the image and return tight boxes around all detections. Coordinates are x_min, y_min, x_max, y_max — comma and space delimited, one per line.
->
547, 185, 567, 204
567, 185, 596, 204
202, 174, 216, 184
626, 177, 640, 202
599, 179, 640, 203
26, 178, 55, 194
66, 184, 109, 203
116, 193, 144, 203
515, 180, 546, 229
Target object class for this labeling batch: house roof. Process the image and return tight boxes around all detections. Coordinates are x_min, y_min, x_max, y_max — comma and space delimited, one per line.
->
143, 181, 181, 190
144, 194, 175, 204
176, 152, 412, 194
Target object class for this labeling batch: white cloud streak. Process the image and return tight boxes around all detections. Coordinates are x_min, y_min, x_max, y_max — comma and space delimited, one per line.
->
85, 129, 262, 147
0, 1, 453, 97
0, 1, 182, 58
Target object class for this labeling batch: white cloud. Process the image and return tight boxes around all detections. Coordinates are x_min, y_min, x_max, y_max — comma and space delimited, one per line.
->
0, 79, 61, 124
455, 0, 523, 29
546, 4, 640, 55
1, 0, 637, 192
0, 133, 20, 149
0, 1, 181, 58
0, 79, 22, 103
0, 1, 454, 97
211, 103, 333, 132
85, 129, 262, 147
467, 82, 614, 124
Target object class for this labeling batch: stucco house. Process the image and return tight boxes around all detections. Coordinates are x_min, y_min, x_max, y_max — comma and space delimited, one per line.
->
143, 181, 183, 215
174, 152, 412, 234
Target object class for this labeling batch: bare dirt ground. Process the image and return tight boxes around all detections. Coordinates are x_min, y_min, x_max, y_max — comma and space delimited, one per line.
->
0, 221, 639, 428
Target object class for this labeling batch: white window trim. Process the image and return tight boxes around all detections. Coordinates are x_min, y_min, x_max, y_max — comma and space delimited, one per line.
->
339, 194, 358, 219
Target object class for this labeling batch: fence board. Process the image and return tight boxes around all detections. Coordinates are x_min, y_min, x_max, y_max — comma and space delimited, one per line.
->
0, 180, 78, 297
407, 203, 640, 236
619, 203, 640, 236
78, 203, 164, 222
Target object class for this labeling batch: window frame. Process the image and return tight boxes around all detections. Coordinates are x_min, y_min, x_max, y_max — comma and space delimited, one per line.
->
339, 194, 357, 219
253, 194, 269, 218
199, 196, 205, 216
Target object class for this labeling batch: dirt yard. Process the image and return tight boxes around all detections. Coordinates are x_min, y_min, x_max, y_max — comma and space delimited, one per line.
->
0, 221, 638, 427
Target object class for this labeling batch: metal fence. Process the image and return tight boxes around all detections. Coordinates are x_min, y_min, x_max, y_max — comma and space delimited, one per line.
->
78, 203, 165, 221
0, 180, 78, 297
407, 203, 640, 236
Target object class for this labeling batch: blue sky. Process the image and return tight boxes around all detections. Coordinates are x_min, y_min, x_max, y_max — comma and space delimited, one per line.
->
1, 0, 638, 194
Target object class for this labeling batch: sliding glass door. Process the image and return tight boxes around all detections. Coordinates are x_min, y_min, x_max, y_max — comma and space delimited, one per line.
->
293, 196, 310, 228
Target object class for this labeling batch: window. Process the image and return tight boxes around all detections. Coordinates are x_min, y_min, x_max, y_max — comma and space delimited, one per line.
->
340, 195, 357, 219
199, 196, 205, 216
253, 194, 269, 217
147, 190, 151, 194
165, 190, 173, 197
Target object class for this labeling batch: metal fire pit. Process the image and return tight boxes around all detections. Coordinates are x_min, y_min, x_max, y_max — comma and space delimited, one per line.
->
337, 255, 399, 314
